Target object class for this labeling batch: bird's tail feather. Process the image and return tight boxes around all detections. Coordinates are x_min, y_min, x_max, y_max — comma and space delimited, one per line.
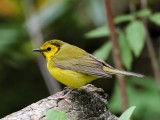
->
103, 66, 144, 77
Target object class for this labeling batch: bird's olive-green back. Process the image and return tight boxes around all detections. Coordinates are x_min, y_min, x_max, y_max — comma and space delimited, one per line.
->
50, 42, 111, 78
52, 42, 87, 62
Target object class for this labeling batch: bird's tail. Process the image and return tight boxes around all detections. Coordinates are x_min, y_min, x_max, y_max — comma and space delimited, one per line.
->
103, 66, 144, 77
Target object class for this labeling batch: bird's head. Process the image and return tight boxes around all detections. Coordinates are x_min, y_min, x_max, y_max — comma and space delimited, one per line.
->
33, 40, 64, 60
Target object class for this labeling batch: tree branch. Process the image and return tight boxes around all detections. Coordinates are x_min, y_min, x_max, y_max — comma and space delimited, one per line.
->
1, 84, 118, 120
104, 0, 128, 111
1, 84, 117, 120
140, 0, 160, 91
21, 0, 61, 94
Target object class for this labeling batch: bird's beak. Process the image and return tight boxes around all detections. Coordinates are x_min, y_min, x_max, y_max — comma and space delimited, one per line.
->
32, 48, 42, 52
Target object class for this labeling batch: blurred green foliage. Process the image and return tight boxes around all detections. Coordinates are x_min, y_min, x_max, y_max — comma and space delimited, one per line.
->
118, 106, 136, 120
149, 13, 160, 26
85, 2, 160, 120
85, 25, 110, 39
109, 77, 160, 120
45, 109, 68, 120
118, 30, 132, 70
0, 0, 159, 120
93, 41, 112, 60
125, 20, 146, 57
86, 7, 160, 70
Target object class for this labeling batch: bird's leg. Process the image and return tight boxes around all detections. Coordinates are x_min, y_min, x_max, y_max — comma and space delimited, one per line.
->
58, 88, 74, 100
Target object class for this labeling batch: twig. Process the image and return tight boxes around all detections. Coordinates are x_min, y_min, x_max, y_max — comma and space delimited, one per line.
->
21, 0, 61, 94
104, 0, 128, 111
140, 0, 160, 91
1, 84, 118, 120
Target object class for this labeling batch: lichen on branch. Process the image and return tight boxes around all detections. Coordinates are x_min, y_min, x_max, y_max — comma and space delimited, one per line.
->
1, 84, 117, 120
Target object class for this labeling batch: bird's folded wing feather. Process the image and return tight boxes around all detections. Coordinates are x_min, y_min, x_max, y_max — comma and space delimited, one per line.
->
54, 54, 112, 78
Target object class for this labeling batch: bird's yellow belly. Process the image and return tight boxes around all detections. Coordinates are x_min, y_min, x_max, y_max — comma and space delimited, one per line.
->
47, 67, 97, 88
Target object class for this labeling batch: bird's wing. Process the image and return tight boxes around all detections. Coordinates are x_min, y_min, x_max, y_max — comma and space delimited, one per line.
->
54, 53, 112, 78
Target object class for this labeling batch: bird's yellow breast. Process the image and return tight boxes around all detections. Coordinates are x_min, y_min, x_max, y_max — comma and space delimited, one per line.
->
47, 62, 97, 88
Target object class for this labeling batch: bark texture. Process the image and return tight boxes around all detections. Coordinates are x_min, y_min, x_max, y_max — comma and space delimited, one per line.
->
1, 84, 118, 120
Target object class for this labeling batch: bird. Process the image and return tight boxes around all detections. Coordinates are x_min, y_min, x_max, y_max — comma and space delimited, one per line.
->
33, 39, 143, 88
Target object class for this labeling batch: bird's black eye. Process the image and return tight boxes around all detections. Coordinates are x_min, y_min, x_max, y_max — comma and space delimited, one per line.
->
47, 47, 51, 51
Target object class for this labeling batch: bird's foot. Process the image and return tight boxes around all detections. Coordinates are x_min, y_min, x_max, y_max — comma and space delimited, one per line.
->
57, 88, 74, 103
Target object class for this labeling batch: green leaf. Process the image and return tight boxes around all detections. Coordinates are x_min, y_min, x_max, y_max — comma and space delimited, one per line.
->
44, 109, 68, 120
149, 13, 160, 26
125, 20, 146, 57
118, 31, 133, 70
114, 14, 134, 24
85, 25, 110, 39
93, 41, 112, 60
136, 8, 151, 18
118, 106, 136, 120
109, 77, 160, 120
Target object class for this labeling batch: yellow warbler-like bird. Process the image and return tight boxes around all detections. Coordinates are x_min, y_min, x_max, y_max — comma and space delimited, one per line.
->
33, 40, 143, 88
